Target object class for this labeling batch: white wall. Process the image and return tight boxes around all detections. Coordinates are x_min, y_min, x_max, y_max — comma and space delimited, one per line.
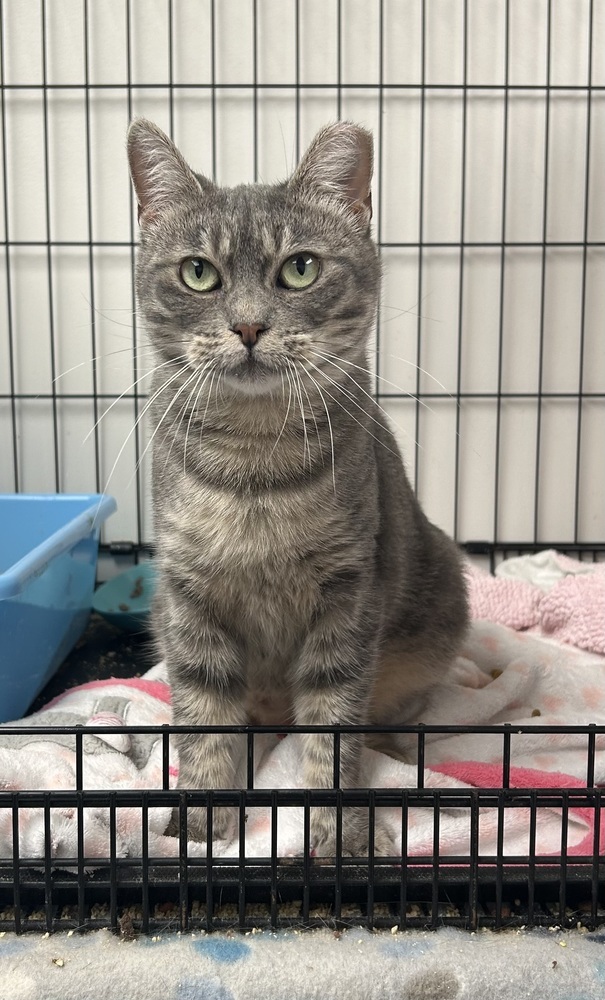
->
0, 0, 603, 548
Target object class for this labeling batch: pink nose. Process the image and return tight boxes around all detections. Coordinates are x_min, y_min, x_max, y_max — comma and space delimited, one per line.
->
233, 322, 267, 347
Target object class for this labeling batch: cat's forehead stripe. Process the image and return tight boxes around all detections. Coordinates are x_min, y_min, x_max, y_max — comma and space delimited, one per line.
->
193, 188, 298, 269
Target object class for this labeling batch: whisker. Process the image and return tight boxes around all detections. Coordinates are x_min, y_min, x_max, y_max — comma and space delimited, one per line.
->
159, 361, 216, 479
217, 370, 227, 403
215, 371, 225, 417
199, 368, 218, 450
82, 354, 190, 444
380, 308, 443, 327
54, 345, 159, 383
302, 362, 402, 460
91, 312, 146, 331
183, 362, 218, 473
298, 368, 336, 494
304, 359, 402, 452
378, 351, 455, 398
54, 338, 193, 382
91, 365, 190, 525
294, 360, 325, 469
310, 351, 430, 435
287, 358, 311, 473
80, 293, 152, 333
380, 291, 443, 326
129, 365, 205, 488
270, 368, 294, 459
311, 349, 435, 413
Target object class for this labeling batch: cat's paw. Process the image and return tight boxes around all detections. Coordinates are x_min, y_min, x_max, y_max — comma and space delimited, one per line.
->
365, 730, 418, 764
369, 824, 397, 858
311, 807, 395, 860
165, 805, 236, 846
189, 805, 237, 845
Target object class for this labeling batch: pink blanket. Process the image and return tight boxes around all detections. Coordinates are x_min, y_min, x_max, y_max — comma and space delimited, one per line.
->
466, 550, 605, 655
1, 551, 604, 862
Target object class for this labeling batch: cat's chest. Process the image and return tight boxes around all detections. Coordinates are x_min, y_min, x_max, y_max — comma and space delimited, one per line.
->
159, 479, 348, 596
185, 484, 331, 557
159, 480, 347, 646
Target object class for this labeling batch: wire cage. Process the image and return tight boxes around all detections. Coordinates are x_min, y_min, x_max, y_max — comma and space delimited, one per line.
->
0, 0, 604, 934
1, 721, 605, 935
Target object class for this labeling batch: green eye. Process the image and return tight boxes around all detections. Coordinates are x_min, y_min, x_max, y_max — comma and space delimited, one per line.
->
180, 257, 221, 292
279, 253, 320, 290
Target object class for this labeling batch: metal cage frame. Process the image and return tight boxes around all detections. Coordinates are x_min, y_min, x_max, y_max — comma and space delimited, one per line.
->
1, 720, 604, 935
0, 0, 604, 935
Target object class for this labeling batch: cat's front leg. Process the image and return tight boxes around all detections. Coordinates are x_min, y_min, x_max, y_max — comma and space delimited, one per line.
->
293, 588, 388, 858
166, 619, 247, 846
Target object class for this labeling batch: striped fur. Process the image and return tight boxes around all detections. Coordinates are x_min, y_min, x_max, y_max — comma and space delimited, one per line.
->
128, 120, 469, 854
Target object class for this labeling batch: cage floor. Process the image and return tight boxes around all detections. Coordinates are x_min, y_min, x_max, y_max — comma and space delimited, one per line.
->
2, 863, 605, 936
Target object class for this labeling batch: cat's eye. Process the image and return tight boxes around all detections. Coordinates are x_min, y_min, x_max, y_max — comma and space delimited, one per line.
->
180, 257, 221, 292
278, 253, 320, 290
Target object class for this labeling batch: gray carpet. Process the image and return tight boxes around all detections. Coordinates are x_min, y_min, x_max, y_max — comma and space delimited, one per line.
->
2, 925, 605, 999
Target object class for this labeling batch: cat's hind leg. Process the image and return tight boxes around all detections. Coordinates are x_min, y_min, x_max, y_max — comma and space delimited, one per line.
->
367, 643, 459, 763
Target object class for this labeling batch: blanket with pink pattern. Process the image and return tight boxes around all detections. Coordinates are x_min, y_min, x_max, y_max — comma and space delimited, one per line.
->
1, 552, 604, 863
465, 549, 605, 655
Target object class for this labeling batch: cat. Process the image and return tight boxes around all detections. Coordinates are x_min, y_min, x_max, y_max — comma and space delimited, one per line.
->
127, 119, 469, 856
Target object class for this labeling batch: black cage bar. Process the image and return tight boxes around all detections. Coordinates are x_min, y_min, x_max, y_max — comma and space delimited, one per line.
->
0, 0, 604, 935
0, 0, 603, 549
1, 722, 604, 934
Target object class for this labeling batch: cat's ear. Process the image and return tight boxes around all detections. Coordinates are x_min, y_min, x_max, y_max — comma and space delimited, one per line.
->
289, 122, 373, 226
127, 119, 208, 224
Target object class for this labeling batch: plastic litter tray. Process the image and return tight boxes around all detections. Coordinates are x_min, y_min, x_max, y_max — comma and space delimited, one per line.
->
0, 493, 116, 722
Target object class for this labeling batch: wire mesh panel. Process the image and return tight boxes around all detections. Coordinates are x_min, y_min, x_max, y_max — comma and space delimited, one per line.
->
0, 0, 604, 938
0, 0, 603, 551
0, 722, 604, 935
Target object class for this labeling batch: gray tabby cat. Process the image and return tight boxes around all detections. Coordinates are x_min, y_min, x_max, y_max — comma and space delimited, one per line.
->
127, 119, 468, 855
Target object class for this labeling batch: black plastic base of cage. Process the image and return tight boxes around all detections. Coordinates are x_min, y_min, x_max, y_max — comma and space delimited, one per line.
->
2, 862, 604, 935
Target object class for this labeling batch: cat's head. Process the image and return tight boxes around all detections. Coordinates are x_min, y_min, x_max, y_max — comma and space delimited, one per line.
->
128, 120, 380, 397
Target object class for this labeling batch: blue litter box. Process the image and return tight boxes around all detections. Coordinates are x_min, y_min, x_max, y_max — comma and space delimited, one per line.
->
0, 493, 117, 722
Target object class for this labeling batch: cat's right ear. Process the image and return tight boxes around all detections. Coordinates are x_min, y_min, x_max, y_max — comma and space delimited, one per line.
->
127, 119, 206, 224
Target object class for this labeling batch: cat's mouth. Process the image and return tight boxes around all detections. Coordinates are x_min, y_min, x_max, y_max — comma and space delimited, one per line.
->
223, 353, 282, 391
232, 352, 267, 373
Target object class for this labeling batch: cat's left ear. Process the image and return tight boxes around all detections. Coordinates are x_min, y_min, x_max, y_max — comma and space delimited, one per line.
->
289, 122, 373, 228
127, 119, 208, 224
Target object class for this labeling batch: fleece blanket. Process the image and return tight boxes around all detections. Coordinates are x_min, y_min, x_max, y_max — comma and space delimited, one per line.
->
466, 549, 605, 655
1, 552, 604, 862
2, 925, 605, 1000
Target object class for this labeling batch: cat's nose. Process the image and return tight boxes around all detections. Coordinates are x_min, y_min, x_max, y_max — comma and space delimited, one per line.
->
232, 322, 267, 348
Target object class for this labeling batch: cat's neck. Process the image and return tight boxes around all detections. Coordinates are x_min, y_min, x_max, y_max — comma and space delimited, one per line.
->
150, 361, 375, 492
